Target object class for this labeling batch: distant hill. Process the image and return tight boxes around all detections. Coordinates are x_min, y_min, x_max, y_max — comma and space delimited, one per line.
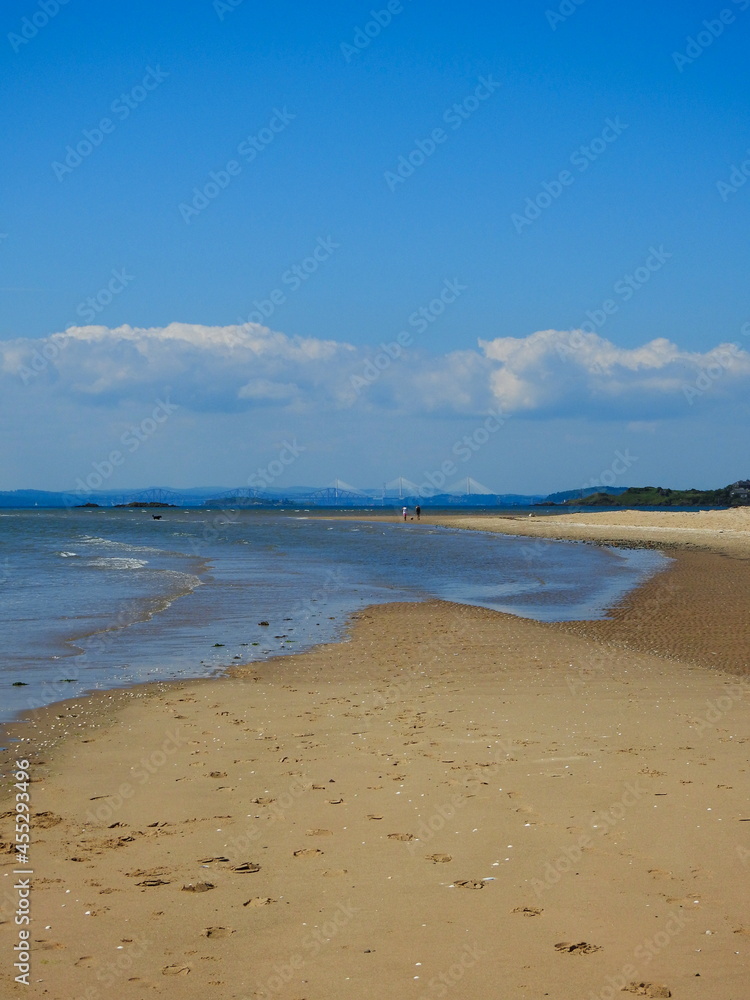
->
543, 487, 630, 504
0, 487, 548, 508
573, 485, 738, 507
0, 482, 745, 509
0, 490, 69, 508
0, 487, 232, 508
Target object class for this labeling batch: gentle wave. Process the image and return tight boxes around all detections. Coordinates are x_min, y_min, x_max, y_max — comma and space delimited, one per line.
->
79, 535, 162, 554
85, 557, 149, 570
57, 551, 79, 558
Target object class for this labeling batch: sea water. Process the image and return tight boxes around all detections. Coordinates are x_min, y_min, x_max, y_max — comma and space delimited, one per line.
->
0, 508, 670, 724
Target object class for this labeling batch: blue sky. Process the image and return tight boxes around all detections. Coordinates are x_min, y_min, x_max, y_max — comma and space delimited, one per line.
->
2, 0, 749, 493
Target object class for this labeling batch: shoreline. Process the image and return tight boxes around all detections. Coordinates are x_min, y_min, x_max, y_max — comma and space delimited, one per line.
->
399, 507, 750, 557
328, 505, 750, 555
2, 513, 750, 997
3, 508, 747, 786
0, 512, 671, 737
331, 509, 750, 675
427, 511, 750, 675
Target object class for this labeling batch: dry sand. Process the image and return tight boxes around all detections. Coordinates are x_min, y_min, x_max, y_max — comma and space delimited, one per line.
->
431, 506, 750, 558
1, 511, 749, 999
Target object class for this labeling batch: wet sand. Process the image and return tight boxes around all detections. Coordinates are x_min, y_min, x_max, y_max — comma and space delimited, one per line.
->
1, 512, 749, 999
428, 509, 750, 676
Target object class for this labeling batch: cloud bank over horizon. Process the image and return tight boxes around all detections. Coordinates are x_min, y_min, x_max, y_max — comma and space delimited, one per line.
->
4, 321, 750, 422
4, 321, 749, 494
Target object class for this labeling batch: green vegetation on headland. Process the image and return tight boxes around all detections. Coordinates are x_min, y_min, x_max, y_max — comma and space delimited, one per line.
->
570, 484, 748, 507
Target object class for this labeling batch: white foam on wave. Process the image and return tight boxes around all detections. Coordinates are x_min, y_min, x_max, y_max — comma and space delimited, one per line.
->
79, 535, 161, 554
86, 557, 149, 570
57, 551, 79, 558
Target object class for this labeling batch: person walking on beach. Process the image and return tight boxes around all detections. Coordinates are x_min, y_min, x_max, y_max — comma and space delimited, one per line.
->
415, 505, 421, 520
402, 506, 408, 521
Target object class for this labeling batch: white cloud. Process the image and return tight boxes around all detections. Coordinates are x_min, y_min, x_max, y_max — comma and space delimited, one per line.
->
479, 329, 750, 417
5, 322, 355, 412
3, 322, 750, 421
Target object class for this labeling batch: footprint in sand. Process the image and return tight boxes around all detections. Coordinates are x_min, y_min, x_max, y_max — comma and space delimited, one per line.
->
182, 882, 215, 892
554, 941, 601, 954
243, 897, 275, 907
306, 829, 333, 836
75, 956, 95, 968
367, 814, 383, 821
136, 878, 171, 887
453, 880, 484, 890
647, 869, 673, 880
623, 984, 671, 998
203, 927, 234, 937
387, 833, 414, 842
230, 862, 261, 873
513, 906, 543, 917
326, 798, 344, 805
34, 811, 63, 828
162, 965, 191, 975
426, 853, 452, 863
293, 848, 324, 858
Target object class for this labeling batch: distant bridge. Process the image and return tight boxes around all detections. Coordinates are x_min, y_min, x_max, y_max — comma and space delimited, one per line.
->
75, 479, 505, 509
305, 486, 368, 502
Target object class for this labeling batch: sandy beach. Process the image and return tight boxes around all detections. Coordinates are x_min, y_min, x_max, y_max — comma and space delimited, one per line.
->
431, 507, 750, 558
2, 511, 749, 999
